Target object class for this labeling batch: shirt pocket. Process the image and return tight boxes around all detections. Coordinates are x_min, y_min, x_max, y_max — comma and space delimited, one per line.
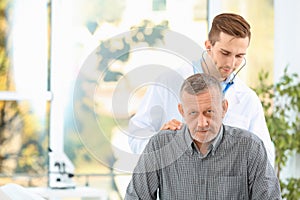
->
207, 176, 248, 200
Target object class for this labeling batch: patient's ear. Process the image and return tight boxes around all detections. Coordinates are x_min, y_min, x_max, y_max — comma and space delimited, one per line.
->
178, 104, 184, 116
222, 99, 228, 117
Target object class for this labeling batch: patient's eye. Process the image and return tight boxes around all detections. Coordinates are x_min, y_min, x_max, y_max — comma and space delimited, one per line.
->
189, 111, 198, 116
205, 109, 214, 116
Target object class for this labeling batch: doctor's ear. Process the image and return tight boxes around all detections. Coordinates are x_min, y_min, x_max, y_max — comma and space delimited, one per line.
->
204, 40, 212, 51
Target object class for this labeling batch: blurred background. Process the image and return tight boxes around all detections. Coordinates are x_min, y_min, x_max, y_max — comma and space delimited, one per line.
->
0, 0, 299, 199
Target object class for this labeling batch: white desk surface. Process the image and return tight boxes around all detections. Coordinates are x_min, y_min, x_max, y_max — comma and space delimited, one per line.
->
27, 186, 108, 200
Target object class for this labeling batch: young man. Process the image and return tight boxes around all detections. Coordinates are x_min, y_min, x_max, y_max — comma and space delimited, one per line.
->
128, 13, 275, 166
125, 73, 281, 200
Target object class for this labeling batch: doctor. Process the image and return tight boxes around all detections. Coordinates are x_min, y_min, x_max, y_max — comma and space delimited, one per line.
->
128, 13, 275, 166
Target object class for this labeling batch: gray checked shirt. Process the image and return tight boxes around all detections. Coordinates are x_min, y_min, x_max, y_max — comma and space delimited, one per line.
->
125, 124, 282, 200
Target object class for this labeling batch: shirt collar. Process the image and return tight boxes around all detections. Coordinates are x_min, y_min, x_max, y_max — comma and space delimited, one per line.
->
182, 125, 194, 155
211, 125, 223, 155
223, 73, 235, 84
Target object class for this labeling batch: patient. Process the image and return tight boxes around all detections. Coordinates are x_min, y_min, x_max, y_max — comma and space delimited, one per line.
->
125, 73, 281, 199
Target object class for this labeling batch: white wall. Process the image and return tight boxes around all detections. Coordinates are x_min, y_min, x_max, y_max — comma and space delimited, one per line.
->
207, 0, 222, 30
274, 0, 300, 180
274, 0, 300, 79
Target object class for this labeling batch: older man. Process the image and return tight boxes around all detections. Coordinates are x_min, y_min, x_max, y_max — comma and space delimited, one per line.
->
125, 73, 281, 200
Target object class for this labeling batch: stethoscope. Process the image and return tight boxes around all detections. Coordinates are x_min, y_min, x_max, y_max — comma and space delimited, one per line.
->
200, 50, 247, 93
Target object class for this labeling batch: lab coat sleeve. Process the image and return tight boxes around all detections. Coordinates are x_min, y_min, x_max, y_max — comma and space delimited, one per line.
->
248, 95, 276, 168
127, 72, 185, 154
128, 84, 166, 154
127, 62, 196, 154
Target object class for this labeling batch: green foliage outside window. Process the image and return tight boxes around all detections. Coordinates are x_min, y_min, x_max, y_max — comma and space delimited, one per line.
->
254, 67, 300, 199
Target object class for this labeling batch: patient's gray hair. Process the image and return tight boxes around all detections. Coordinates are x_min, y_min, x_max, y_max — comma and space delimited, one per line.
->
179, 73, 223, 101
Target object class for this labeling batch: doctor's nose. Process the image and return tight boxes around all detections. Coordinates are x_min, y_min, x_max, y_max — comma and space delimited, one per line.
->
225, 56, 237, 68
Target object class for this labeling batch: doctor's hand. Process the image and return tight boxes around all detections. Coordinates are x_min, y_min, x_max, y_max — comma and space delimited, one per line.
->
160, 119, 183, 131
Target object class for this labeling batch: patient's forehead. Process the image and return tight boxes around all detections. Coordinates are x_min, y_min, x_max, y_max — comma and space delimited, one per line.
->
182, 89, 222, 106
183, 87, 221, 99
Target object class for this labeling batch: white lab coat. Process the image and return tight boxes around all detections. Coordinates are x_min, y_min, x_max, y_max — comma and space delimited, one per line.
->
128, 62, 275, 167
